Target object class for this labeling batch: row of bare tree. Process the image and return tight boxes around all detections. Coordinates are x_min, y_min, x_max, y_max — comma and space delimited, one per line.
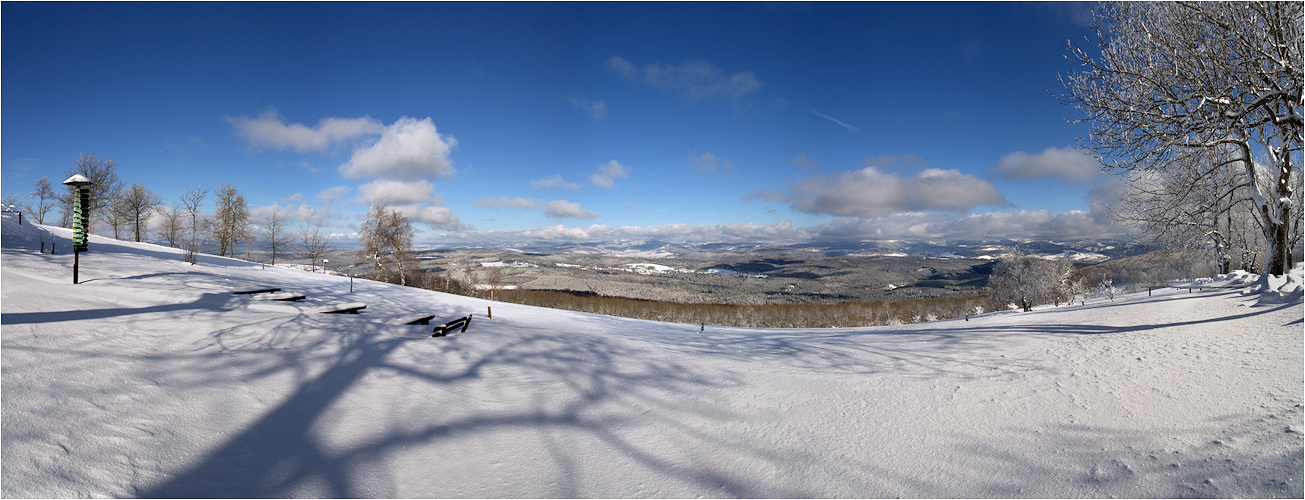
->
7, 152, 336, 268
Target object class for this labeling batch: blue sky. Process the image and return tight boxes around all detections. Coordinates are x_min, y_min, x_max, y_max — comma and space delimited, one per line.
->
2, 2, 1126, 245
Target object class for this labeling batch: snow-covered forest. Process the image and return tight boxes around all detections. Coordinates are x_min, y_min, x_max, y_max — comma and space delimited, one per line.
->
3, 213, 1301, 498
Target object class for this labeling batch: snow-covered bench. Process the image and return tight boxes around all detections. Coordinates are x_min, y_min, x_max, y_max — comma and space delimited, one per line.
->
232, 288, 281, 295
432, 315, 472, 337
390, 313, 438, 325
252, 292, 307, 301
320, 302, 367, 314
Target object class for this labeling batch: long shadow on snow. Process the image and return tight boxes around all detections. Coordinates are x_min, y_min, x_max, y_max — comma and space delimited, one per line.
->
139, 314, 770, 498
1, 292, 237, 325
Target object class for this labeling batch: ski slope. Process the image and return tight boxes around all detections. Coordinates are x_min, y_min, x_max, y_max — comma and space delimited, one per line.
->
2, 215, 1302, 498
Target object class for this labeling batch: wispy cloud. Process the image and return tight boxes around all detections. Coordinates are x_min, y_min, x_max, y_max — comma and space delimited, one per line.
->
476, 196, 542, 209
607, 56, 762, 100
567, 96, 608, 121
690, 151, 734, 173
530, 174, 581, 190
812, 110, 860, 133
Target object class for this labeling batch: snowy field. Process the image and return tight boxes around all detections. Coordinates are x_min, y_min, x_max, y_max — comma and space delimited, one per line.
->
2, 215, 1302, 498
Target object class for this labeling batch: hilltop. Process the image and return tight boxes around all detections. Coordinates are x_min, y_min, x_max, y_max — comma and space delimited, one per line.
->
2, 215, 1301, 498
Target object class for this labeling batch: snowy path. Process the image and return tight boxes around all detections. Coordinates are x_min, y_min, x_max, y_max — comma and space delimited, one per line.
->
3, 218, 1301, 498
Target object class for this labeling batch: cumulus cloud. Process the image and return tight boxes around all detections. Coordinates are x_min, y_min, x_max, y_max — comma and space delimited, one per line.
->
356, 179, 439, 205
993, 146, 1102, 183
476, 196, 542, 209
690, 152, 734, 173
777, 166, 1006, 217
227, 109, 385, 152
387, 203, 471, 232
568, 96, 608, 121
544, 200, 600, 220
530, 174, 581, 190
606, 56, 762, 100
590, 160, 631, 189
339, 117, 457, 180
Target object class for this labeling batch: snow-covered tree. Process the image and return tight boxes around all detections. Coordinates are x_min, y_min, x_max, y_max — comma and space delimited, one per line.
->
987, 248, 1070, 312
1060, 1, 1303, 275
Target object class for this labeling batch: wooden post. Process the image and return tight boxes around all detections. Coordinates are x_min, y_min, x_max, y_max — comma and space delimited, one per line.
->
488, 306, 492, 319
350, 276, 354, 293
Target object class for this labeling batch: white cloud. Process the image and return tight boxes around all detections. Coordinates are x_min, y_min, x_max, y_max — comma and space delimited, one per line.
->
463, 220, 803, 244
993, 146, 1102, 183
782, 166, 1006, 217
227, 109, 384, 152
339, 117, 457, 180
388, 203, 471, 232
357, 179, 439, 205
568, 96, 608, 121
590, 160, 631, 189
476, 196, 542, 209
530, 174, 581, 190
606, 56, 762, 100
544, 199, 600, 220
690, 152, 734, 173
803, 209, 1130, 242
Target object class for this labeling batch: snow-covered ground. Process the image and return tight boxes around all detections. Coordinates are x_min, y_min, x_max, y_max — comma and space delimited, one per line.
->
3, 215, 1302, 498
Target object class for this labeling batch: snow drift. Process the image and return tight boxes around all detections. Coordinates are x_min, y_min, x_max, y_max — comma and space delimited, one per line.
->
2, 213, 1301, 498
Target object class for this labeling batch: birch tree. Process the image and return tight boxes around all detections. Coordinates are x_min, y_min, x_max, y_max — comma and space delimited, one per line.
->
1060, 1, 1302, 275
213, 184, 253, 258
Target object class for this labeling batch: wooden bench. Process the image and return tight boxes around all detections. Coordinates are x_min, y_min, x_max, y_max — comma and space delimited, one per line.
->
233, 288, 281, 295
320, 302, 367, 314
390, 313, 438, 325
253, 292, 307, 301
432, 315, 472, 337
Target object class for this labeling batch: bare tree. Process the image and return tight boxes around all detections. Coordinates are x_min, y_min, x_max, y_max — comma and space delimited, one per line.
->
60, 152, 123, 232
28, 177, 56, 224
179, 185, 208, 264
213, 184, 253, 258
105, 192, 131, 240
118, 183, 163, 242
1060, 1, 1303, 275
158, 203, 185, 248
260, 206, 296, 265
298, 222, 335, 272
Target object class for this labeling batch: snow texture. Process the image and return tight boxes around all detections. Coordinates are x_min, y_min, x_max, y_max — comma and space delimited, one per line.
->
2, 213, 1302, 498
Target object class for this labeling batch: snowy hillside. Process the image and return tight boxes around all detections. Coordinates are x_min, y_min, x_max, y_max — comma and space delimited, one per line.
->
2, 215, 1302, 498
